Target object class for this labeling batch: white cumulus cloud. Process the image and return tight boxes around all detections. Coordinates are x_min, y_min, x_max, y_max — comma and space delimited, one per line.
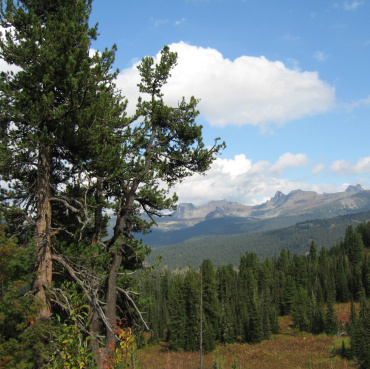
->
270, 153, 309, 174
330, 156, 370, 175
331, 157, 370, 175
169, 153, 317, 205
116, 42, 335, 127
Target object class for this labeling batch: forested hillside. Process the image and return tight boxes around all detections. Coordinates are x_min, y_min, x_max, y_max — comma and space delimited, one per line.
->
141, 222, 370, 368
147, 211, 370, 269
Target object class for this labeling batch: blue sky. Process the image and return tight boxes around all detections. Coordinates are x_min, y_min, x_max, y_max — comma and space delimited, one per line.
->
89, 0, 370, 205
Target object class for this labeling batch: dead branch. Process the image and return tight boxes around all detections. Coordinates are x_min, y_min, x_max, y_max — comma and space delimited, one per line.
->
117, 286, 150, 331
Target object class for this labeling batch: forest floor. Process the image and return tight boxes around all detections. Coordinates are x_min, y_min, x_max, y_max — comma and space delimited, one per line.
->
137, 303, 357, 369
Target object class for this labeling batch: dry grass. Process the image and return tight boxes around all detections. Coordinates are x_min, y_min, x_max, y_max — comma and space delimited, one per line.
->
137, 304, 357, 369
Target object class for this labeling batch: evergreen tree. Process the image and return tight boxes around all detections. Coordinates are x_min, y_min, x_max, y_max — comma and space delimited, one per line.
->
336, 259, 351, 302
0, 0, 103, 321
200, 259, 218, 353
261, 290, 272, 340
0, 224, 52, 367
277, 248, 291, 276
344, 225, 365, 267
309, 241, 318, 262
350, 297, 370, 368
159, 270, 170, 337
269, 305, 281, 334
167, 274, 186, 351
245, 300, 264, 344
281, 275, 296, 315
292, 254, 308, 289
183, 268, 200, 351
310, 292, 325, 334
216, 264, 238, 343
357, 222, 370, 249
291, 287, 311, 332
324, 298, 338, 335
362, 255, 370, 298
0, 1, 224, 363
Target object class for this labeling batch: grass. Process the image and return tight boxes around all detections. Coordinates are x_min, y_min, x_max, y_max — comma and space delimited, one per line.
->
137, 304, 357, 369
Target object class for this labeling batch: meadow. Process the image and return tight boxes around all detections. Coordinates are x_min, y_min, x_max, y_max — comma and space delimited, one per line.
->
137, 304, 356, 369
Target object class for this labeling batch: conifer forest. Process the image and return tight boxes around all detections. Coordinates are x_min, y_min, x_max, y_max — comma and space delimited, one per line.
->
0, 1, 369, 368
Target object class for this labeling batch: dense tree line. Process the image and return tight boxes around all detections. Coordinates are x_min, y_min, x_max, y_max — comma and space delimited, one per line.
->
141, 222, 370, 366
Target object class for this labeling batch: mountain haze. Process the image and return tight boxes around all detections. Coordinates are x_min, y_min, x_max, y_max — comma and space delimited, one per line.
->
141, 184, 370, 247
146, 210, 370, 270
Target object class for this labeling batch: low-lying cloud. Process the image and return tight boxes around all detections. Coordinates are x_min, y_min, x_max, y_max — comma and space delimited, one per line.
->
168, 153, 312, 205
168, 153, 369, 206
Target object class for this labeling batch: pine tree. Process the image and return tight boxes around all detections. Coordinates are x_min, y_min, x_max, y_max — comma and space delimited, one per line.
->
216, 264, 238, 343
183, 268, 200, 351
281, 275, 296, 315
200, 259, 218, 353
336, 259, 351, 302
245, 300, 264, 344
362, 255, 370, 298
310, 292, 325, 334
309, 241, 318, 263
0, 1, 224, 364
292, 254, 308, 289
324, 298, 338, 335
357, 222, 370, 248
261, 292, 272, 340
0, 0, 103, 321
291, 287, 311, 332
0, 223, 52, 366
167, 274, 186, 351
344, 225, 365, 267
350, 297, 370, 368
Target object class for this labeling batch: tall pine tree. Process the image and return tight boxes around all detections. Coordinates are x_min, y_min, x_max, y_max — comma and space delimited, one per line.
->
0, 1, 224, 365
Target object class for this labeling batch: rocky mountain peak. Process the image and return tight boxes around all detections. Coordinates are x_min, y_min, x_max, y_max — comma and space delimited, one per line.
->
174, 203, 196, 218
273, 191, 285, 199
345, 184, 364, 193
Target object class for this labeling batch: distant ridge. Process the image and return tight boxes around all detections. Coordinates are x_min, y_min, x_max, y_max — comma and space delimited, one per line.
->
146, 210, 370, 270
140, 184, 370, 247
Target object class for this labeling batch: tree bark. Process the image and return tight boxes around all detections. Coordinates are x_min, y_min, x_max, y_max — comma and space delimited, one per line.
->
90, 309, 104, 368
92, 178, 104, 246
105, 245, 123, 346
33, 144, 52, 319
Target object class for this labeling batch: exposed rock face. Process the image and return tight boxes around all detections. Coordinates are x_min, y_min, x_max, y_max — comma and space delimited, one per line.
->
155, 185, 370, 231
345, 184, 364, 193
174, 203, 197, 219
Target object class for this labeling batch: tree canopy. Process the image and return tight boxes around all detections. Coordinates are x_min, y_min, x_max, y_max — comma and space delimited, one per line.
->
0, 0, 224, 366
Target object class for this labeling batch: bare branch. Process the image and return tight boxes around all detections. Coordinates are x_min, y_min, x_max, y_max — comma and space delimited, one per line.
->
52, 254, 115, 336
49, 197, 81, 214
117, 286, 150, 331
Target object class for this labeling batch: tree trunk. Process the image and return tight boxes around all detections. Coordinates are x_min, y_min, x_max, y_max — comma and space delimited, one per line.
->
91, 178, 105, 367
33, 144, 52, 320
90, 309, 104, 368
92, 178, 104, 246
105, 245, 123, 346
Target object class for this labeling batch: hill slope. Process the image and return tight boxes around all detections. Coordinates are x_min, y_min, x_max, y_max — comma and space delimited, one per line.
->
146, 210, 370, 269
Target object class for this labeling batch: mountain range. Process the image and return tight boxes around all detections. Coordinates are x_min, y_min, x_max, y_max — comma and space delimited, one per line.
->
141, 184, 370, 247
